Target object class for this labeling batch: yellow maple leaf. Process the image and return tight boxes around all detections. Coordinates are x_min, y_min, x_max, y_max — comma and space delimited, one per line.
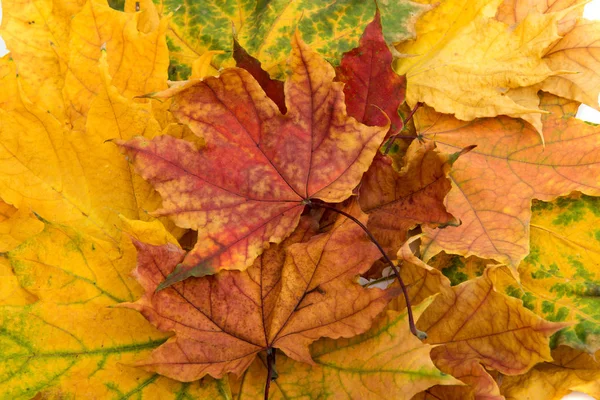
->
394, 0, 566, 124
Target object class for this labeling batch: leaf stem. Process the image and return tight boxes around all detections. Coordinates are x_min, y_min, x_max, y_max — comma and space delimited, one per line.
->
264, 347, 277, 400
307, 201, 427, 339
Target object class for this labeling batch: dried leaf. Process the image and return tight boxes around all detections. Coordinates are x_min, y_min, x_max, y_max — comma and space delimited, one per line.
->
419, 93, 600, 268
124, 207, 396, 380
395, 0, 564, 122
359, 140, 457, 258
417, 269, 568, 397
500, 346, 600, 399
233, 299, 462, 399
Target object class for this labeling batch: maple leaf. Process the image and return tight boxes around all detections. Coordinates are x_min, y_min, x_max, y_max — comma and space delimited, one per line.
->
499, 345, 600, 399
358, 140, 458, 258
230, 299, 461, 399
123, 206, 398, 380
144, 0, 430, 80
416, 268, 568, 398
418, 93, 600, 269
495, 0, 600, 111
336, 10, 406, 137
489, 194, 600, 353
394, 0, 565, 124
0, 218, 230, 399
119, 34, 389, 287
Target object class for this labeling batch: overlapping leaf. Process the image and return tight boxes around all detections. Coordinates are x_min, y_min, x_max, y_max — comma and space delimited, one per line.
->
359, 140, 457, 258
119, 34, 388, 287
231, 299, 460, 399
124, 207, 396, 380
416, 269, 567, 397
146, 0, 430, 80
394, 0, 565, 124
499, 346, 600, 399
489, 194, 600, 353
418, 93, 600, 268
0, 218, 230, 399
495, 0, 600, 111
336, 10, 406, 137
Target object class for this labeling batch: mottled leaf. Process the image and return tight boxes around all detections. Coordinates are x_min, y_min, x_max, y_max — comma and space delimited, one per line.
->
0, 219, 229, 398
419, 93, 600, 268
490, 194, 600, 353
233, 38, 286, 114
120, 34, 388, 286
150, 0, 430, 80
233, 299, 461, 399
125, 207, 395, 380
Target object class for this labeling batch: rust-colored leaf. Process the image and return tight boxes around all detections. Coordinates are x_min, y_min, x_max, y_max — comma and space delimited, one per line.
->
359, 140, 457, 258
417, 268, 568, 398
119, 34, 388, 287
336, 10, 406, 136
232, 299, 461, 399
418, 93, 600, 268
124, 206, 396, 380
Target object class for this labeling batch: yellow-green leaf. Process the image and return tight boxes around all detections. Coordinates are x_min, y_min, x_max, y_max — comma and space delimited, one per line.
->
490, 193, 600, 353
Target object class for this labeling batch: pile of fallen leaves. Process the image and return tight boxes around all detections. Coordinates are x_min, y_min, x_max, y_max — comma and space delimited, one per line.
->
2, 0, 600, 398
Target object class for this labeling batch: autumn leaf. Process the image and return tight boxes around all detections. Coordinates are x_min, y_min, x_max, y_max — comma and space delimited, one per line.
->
0, 218, 230, 399
488, 194, 600, 353
499, 345, 600, 399
146, 0, 430, 80
418, 93, 600, 268
231, 299, 461, 399
119, 34, 389, 287
394, 0, 566, 123
495, 0, 600, 111
336, 10, 406, 137
123, 206, 398, 381
416, 268, 568, 398
359, 140, 457, 258
232, 37, 286, 114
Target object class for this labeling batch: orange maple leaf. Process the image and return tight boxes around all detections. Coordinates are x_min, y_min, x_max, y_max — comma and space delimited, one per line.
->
123, 207, 397, 381
418, 93, 600, 267
119, 33, 388, 288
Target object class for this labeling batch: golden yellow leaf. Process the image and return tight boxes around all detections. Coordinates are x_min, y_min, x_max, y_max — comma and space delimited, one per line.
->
500, 346, 600, 399
63, 0, 169, 129
417, 269, 567, 397
0, 219, 230, 398
495, 0, 586, 35
394, 0, 564, 122
495, 0, 600, 110
0, 201, 44, 253
0, 0, 76, 118
541, 20, 600, 110
232, 299, 461, 399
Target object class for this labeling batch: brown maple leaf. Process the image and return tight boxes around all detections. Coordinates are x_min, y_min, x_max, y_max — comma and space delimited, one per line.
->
123, 206, 398, 381
118, 33, 388, 289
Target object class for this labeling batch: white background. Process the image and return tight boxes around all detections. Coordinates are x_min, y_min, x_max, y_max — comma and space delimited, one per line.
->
0, 1, 597, 399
